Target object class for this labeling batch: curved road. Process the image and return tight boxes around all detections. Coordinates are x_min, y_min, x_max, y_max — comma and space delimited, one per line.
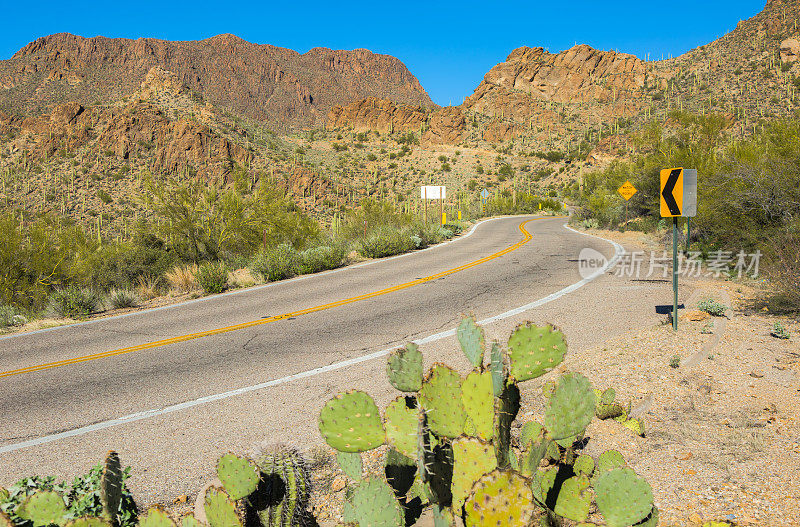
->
0, 215, 617, 502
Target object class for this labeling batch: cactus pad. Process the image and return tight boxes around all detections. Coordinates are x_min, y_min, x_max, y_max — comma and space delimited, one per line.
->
457, 316, 485, 368
138, 508, 176, 527
203, 487, 242, 527
464, 469, 535, 527
494, 383, 520, 466
544, 372, 595, 440
596, 401, 627, 420
64, 519, 111, 527
18, 491, 67, 527
319, 390, 385, 452
573, 454, 595, 477
100, 451, 122, 527
596, 450, 627, 474
622, 417, 646, 437
595, 468, 654, 527
553, 475, 591, 522
383, 396, 418, 459
349, 478, 404, 527
489, 342, 505, 396
451, 438, 497, 513
336, 452, 362, 481
386, 343, 423, 392
419, 364, 466, 438
179, 514, 203, 527
216, 453, 259, 500
461, 370, 494, 440
507, 323, 566, 382
520, 421, 544, 447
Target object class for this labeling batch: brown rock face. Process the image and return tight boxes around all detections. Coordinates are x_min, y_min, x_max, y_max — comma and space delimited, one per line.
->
465, 44, 645, 112
326, 97, 427, 133
0, 33, 433, 131
422, 107, 466, 145
780, 38, 800, 62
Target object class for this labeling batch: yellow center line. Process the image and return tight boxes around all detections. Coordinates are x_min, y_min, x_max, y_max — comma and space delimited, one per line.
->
1, 217, 558, 379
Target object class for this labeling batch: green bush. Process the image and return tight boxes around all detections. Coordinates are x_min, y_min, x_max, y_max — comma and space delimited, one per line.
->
697, 298, 727, 317
0, 304, 27, 328
196, 262, 228, 294
251, 244, 300, 282
107, 289, 139, 309
49, 286, 102, 318
0, 467, 138, 527
298, 244, 348, 274
357, 228, 414, 258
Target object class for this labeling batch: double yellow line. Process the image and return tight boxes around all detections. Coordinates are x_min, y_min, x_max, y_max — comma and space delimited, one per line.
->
1, 217, 550, 379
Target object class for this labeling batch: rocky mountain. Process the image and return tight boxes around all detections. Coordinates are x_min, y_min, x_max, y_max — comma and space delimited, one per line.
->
0, 33, 434, 131
328, 0, 800, 152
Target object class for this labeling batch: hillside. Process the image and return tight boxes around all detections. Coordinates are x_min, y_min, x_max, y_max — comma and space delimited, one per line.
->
0, 33, 434, 132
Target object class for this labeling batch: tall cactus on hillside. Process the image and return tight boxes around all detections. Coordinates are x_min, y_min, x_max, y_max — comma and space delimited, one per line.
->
318, 315, 656, 526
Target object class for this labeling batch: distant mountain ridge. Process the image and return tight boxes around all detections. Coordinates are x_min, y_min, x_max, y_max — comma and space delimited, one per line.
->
0, 32, 435, 131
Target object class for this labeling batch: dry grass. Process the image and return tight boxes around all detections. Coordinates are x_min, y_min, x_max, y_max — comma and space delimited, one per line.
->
227, 268, 259, 289
136, 276, 163, 300
165, 264, 199, 294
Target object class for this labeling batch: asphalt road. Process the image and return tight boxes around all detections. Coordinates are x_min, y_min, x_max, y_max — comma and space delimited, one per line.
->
0, 215, 619, 503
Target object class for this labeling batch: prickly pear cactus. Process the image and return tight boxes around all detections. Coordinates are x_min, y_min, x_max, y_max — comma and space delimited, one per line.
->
178, 513, 204, 527
319, 390, 385, 452
451, 438, 497, 513
553, 475, 591, 522
507, 323, 566, 381
100, 451, 123, 527
216, 453, 259, 500
203, 487, 242, 527
386, 343, 423, 392
383, 396, 418, 459
137, 508, 176, 527
594, 468, 654, 527
419, 364, 466, 438
622, 417, 646, 437
489, 343, 504, 396
17, 491, 67, 527
463, 470, 536, 527
336, 452, 362, 481
349, 478, 404, 527
461, 370, 494, 441
544, 372, 595, 440
64, 519, 112, 527
456, 316, 485, 368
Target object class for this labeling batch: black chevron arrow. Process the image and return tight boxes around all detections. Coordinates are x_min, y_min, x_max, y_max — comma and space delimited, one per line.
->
662, 168, 682, 216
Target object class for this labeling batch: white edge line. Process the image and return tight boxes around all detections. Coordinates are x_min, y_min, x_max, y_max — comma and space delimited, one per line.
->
0, 217, 505, 342
0, 221, 621, 455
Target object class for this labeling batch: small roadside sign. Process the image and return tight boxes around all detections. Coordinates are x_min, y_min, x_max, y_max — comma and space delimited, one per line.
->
618, 181, 637, 201
480, 189, 490, 199
660, 168, 697, 217
421, 185, 446, 200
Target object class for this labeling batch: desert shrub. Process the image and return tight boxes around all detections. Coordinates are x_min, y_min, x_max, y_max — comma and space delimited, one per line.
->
0, 465, 138, 527
298, 244, 348, 274
357, 227, 414, 258
0, 304, 27, 328
49, 286, 102, 318
764, 226, 800, 314
91, 235, 176, 291
165, 263, 199, 293
196, 262, 228, 294
251, 244, 300, 282
227, 268, 258, 289
442, 223, 463, 235
698, 298, 727, 316
342, 199, 412, 239
107, 289, 139, 310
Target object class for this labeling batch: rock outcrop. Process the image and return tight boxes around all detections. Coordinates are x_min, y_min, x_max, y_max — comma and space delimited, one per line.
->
326, 97, 427, 133
780, 38, 800, 62
0, 33, 434, 131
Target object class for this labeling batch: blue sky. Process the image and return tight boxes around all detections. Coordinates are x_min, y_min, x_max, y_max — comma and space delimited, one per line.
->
1, 1, 765, 106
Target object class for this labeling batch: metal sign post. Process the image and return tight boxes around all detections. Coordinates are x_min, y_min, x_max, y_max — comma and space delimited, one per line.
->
660, 168, 698, 330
